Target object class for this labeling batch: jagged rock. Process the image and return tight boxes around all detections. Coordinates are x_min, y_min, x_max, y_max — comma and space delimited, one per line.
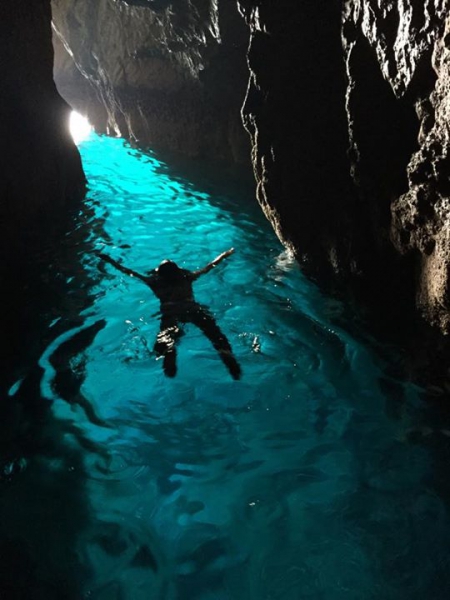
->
343, 0, 446, 98
239, 0, 450, 334
52, 0, 250, 164
343, 0, 450, 331
391, 14, 450, 332
238, 0, 359, 279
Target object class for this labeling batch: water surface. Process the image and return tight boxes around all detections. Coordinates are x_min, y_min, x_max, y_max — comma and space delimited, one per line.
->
4, 133, 450, 599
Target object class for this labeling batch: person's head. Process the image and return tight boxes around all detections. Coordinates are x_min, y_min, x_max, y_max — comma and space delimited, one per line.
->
156, 260, 183, 280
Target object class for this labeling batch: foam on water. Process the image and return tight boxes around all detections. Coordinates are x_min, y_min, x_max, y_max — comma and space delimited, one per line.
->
20, 134, 450, 598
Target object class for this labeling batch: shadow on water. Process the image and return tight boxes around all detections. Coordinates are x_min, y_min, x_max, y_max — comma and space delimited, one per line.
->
0, 204, 108, 598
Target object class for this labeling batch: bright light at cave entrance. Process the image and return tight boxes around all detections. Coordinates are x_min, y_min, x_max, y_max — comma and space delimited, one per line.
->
70, 111, 92, 144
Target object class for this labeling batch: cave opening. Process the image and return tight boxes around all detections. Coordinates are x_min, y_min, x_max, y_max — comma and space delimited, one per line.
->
69, 111, 92, 145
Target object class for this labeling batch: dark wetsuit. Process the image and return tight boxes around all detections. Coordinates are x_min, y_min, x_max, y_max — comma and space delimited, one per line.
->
99, 252, 241, 379
143, 268, 240, 379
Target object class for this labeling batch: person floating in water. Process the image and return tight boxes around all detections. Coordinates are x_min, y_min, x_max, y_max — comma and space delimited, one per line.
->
98, 249, 241, 380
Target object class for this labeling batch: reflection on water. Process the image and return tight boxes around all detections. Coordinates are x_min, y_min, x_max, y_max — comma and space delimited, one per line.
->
2, 133, 450, 598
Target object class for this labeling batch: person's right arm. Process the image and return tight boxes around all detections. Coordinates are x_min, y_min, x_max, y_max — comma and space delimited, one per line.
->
98, 253, 148, 284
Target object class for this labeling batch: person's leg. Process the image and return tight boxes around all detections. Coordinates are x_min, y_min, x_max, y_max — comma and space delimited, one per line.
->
153, 315, 182, 377
189, 308, 241, 380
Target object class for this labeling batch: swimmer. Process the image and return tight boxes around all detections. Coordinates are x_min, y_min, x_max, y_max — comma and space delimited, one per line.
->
98, 249, 241, 380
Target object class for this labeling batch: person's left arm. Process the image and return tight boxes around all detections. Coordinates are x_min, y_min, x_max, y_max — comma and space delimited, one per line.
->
191, 248, 235, 280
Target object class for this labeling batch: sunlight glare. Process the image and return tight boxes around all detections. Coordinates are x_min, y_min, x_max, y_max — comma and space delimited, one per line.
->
70, 111, 92, 144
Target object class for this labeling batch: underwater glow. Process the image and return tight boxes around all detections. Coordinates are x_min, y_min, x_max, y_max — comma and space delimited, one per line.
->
69, 110, 92, 144
6, 132, 450, 598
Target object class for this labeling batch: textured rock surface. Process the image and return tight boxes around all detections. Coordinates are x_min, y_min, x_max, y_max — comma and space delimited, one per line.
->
391, 11, 450, 332
52, 0, 250, 163
53, 33, 108, 133
238, 0, 359, 279
342, 0, 450, 330
0, 0, 85, 264
239, 0, 450, 334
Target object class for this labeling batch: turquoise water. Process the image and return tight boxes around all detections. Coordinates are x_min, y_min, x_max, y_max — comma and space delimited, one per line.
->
4, 132, 450, 598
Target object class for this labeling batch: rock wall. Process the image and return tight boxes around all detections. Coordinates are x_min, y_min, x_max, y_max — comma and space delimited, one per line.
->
0, 0, 87, 447
0, 0, 85, 265
240, 0, 450, 333
52, 0, 250, 164
53, 33, 108, 134
238, 0, 359, 281
343, 0, 450, 331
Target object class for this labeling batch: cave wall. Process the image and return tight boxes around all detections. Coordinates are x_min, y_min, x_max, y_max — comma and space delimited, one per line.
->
0, 0, 85, 265
50, 0, 450, 333
0, 0, 87, 487
52, 33, 108, 133
343, 0, 449, 330
238, 0, 359, 280
239, 0, 450, 333
52, 0, 250, 164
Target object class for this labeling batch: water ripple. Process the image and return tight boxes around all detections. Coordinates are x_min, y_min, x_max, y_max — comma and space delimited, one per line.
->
27, 134, 450, 598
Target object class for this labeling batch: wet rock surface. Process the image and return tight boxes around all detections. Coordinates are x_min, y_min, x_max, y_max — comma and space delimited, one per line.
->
239, 0, 450, 339
342, 0, 450, 334
238, 0, 358, 279
52, 0, 250, 164
390, 11, 450, 332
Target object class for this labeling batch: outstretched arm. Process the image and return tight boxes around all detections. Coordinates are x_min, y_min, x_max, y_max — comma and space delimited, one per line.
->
98, 253, 148, 283
192, 248, 234, 279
